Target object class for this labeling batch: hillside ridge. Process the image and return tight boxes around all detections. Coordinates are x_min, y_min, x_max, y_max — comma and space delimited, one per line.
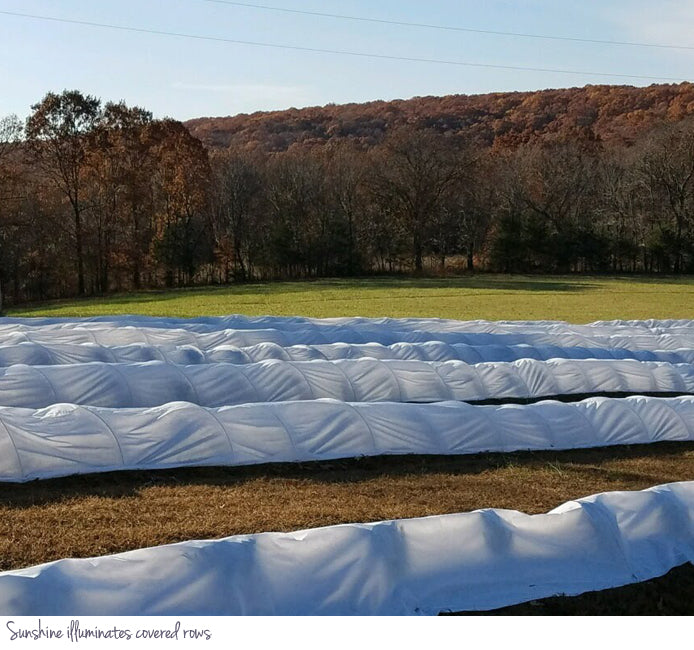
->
184, 82, 694, 151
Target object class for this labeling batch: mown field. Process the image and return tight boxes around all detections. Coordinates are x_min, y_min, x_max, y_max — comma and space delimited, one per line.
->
10, 274, 694, 322
4, 274, 694, 614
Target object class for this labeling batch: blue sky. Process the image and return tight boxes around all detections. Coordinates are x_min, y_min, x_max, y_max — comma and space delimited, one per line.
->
1, 0, 693, 121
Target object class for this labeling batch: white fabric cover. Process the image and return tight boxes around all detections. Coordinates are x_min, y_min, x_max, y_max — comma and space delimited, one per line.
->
1, 340, 692, 367
0, 395, 692, 482
0, 358, 691, 409
2, 318, 694, 350
3, 315, 693, 335
0, 315, 692, 615
0, 481, 690, 615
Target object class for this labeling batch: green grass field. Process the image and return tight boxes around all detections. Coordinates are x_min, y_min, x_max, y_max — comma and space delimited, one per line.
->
8, 275, 694, 321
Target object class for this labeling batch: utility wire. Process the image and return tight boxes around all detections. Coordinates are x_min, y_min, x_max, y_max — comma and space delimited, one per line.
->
0, 9, 685, 82
202, 0, 694, 52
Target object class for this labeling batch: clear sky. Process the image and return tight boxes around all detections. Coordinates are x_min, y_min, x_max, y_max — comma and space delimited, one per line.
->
1, 0, 693, 121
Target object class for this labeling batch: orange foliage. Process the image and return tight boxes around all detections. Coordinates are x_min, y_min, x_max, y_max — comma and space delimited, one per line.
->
185, 83, 694, 152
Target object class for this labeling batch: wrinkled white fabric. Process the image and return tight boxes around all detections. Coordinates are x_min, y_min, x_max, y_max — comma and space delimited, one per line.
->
0, 395, 692, 482
0, 481, 690, 615
1, 340, 693, 367
0, 358, 691, 409
2, 315, 693, 335
1, 314, 692, 616
2, 318, 694, 350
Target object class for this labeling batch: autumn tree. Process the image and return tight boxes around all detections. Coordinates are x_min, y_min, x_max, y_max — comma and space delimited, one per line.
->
150, 120, 213, 286
26, 90, 102, 294
89, 102, 155, 290
5, 84, 694, 305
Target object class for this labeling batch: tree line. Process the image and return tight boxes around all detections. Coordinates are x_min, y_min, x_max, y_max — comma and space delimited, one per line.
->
1, 89, 693, 309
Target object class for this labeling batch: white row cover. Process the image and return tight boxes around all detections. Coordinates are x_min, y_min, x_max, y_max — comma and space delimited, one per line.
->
2, 340, 694, 367
2, 314, 692, 335
590, 318, 694, 329
0, 480, 691, 615
0, 358, 692, 409
1, 322, 694, 350
0, 395, 692, 482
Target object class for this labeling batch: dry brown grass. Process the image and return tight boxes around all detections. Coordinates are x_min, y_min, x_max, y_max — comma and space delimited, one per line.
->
1, 441, 692, 572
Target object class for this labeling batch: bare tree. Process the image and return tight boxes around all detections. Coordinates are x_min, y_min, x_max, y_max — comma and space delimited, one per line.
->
637, 119, 694, 273
514, 141, 598, 271
368, 128, 463, 272
595, 149, 643, 272
210, 148, 263, 281
441, 148, 490, 271
265, 151, 325, 277
321, 141, 368, 275
0, 114, 24, 313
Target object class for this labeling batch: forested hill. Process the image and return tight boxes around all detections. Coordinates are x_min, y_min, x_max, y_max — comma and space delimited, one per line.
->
185, 82, 694, 151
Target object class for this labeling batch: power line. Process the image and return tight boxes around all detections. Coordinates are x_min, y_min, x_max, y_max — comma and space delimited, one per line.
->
202, 0, 694, 52
0, 9, 685, 82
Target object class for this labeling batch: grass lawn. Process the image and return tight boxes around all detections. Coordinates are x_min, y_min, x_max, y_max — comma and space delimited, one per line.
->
8, 274, 694, 322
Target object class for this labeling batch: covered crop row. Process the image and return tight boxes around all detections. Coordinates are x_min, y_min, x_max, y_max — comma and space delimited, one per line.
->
2, 340, 694, 367
1, 323, 694, 350
2, 315, 692, 334
0, 481, 690, 614
0, 358, 692, 409
0, 395, 692, 482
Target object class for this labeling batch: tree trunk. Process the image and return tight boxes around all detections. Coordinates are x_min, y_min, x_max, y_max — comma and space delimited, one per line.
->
234, 234, 246, 281
414, 237, 423, 272
347, 213, 355, 275
74, 207, 85, 295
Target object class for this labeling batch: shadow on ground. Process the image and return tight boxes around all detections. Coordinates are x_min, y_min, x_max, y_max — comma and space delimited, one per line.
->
9, 276, 610, 315
1, 441, 692, 509
447, 562, 694, 615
